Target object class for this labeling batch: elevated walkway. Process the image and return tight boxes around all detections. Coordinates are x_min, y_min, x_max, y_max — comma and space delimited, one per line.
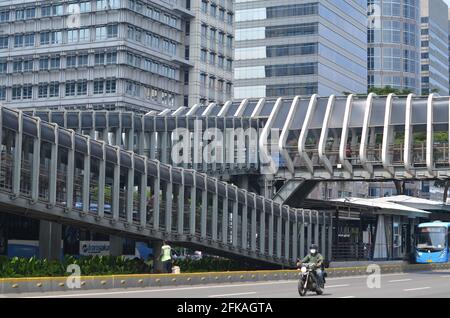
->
0, 106, 332, 267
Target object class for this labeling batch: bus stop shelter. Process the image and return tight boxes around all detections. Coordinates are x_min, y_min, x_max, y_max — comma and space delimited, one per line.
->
303, 197, 430, 261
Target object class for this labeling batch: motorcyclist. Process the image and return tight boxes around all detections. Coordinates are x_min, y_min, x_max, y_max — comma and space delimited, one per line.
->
299, 244, 325, 288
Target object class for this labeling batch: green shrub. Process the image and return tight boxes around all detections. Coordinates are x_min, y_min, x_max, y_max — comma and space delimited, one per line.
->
0, 255, 151, 278
173, 257, 263, 273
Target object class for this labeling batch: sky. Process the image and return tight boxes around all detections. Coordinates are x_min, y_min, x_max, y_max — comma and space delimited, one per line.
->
446, 0, 450, 6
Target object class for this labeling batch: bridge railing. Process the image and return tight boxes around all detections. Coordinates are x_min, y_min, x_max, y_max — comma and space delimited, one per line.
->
0, 106, 331, 266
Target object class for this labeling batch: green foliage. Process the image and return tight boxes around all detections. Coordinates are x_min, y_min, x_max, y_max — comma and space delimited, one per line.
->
343, 86, 413, 97
0, 255, 151, 278
434, 131, 448, 143
173, 257, 264, 273
0, 255, 269, 278
368, 86, 413, 96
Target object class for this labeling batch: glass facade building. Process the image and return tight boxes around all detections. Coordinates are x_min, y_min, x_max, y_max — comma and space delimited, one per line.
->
234, 0, 367, 99
0, 0, 234, 113
420, 0, 449, 96
368, 0, 421, 94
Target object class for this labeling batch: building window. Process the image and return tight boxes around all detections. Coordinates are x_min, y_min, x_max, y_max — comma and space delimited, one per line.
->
49, 82, 59, 97
78, 54, 89, 67
95, 52, 105, 65
0, 11, 10, 22
12, 86, 21, 100
41, 4, 63, 17
105, 79, 116, 93
201, 0, 208, 13
106, 51, 117, 64
23, 59, 33, 72
200, 49, 207, 62
25, 7, 36, 19
40, 31, 62, 45
0, 61, 7, 74
13, 60, 22, 73
67, 55, 77, 68
0, 87, 6, 100
66, 81, 76, 96
79, 2, 92, 13
96, 24, 118, 40
38, 83, 49, 98
210, 4, 216, 17
50, 56, 60, 69
0, 36, 8, 49
200, 73, 207, 86
97, 0, 120, 10
39, 57, 49, 70
94, 79, 105, 94
23, 85, 32, 99
77, 80, 88, 95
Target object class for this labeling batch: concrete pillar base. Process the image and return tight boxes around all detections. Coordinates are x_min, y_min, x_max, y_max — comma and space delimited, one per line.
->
152, 240, 163, 273
110, 235, 124, 256
39, 220, 62, 261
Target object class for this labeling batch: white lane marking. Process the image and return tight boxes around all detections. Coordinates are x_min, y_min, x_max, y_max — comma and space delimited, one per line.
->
208, 292, 257, 298
326, 284, 350, 288
388, 279, 412, 283
440, 275, 450, 278
403, 287, 431, 292
19, 271, 428, 298
24, 281, 297, 298
339, 296, 355, 298
327, 273, 406, 281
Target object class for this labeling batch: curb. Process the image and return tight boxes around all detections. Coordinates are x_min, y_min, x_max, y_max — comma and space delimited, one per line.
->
1, 263, 449, 294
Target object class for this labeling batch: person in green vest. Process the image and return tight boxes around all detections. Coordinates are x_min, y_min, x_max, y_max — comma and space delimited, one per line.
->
160, 241, 172, 273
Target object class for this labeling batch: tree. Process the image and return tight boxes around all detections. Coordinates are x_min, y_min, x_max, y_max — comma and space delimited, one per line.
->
343, 86, 413, 97
434, 180, 450, 203
368, 86, 413, 96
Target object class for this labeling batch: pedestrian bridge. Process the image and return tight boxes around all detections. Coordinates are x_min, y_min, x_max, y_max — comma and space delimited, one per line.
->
2, 93, 448, 266
0, 106, 332, 267
24, 93, 450, 181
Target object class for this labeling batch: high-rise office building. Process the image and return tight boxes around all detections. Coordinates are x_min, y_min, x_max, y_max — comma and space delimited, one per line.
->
420, 0, 449, 95
448, 8, 450, 94
0, 0, 234, 112
186, 0, 234, 106
233, 0, 367, 99
368, 0, 421, 94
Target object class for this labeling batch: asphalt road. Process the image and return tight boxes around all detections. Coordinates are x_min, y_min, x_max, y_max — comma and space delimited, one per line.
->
4, 270, 450, 298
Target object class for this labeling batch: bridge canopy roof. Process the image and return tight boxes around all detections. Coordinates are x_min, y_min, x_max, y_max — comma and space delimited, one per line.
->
373, 195, 450, 212
331, 197, 430, 218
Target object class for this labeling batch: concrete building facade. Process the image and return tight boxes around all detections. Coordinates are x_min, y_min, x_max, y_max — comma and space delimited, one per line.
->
420, 0, 449, 95
186, 0, 234, 106
368, 0, 421, 94
233, 0, 367, 99
0, 0, 234, 113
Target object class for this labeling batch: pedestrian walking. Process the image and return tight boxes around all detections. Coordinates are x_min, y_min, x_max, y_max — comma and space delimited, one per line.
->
160, 241, 172, 273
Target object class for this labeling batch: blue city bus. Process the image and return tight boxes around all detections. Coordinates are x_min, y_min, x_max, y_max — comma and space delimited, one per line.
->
415, 221, 450, 264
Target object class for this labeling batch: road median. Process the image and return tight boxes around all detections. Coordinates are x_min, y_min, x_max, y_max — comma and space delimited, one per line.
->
1, 262, 449, 295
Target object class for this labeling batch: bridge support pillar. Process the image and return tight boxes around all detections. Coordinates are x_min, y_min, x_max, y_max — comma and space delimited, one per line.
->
39, 221, 62, 261
152, 240, 163, 273
109, 235, 123, 256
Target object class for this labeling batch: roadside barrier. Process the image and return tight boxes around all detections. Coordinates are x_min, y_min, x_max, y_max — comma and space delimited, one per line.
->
1, 262, 449, 295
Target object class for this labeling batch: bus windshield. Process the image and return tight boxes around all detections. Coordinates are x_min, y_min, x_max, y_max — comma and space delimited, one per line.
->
416, 227, 447, 252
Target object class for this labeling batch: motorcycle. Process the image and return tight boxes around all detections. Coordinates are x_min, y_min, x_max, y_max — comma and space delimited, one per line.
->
298, 263, 324, 296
